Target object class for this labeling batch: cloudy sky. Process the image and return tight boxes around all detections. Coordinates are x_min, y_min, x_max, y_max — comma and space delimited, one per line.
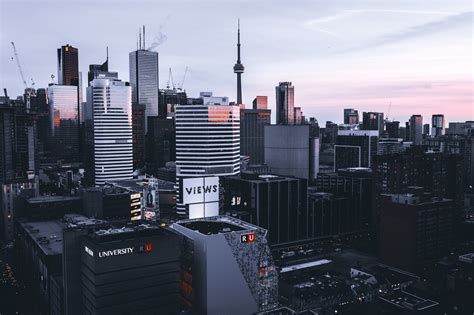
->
1, 0, 472, 124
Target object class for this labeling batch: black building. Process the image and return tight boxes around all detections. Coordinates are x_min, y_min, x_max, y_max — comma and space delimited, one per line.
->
335, 130, 378, 171
240, 103, 271, 164
223, 172, 308, 244
158, 89, 187, 118
132, 103, 146, 169
146, 117, 175, 175
57, 45, 79, 86
362, 112, 384, 134
315, 167, 375, 235
385, 121, 399, 138
307, 191, 351, 238
65, 221, 182, 314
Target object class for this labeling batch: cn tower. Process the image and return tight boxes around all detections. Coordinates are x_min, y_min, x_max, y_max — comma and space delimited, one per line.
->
233, 19, 244, 105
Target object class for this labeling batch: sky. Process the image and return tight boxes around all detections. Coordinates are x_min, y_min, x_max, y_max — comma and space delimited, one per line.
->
1, 0, 473, 124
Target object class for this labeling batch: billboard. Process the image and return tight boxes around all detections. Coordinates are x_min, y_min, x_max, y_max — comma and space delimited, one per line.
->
181, 176, 219, 204
130, 192, 142, 221
143, 178, 159, 221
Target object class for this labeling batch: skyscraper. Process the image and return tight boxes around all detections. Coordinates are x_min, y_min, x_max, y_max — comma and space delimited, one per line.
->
129, 49, 159, 132
432, 114, 445, 137
240, 96, 271, 164
275, 82, 294, 125
87, 52, 118, 85
233, 20, 244, 105
409, 114, 423, 145
57, 44, 79, 86
47, 84, 79, 161
175, 98, 240, 217
86, 78, 133, 185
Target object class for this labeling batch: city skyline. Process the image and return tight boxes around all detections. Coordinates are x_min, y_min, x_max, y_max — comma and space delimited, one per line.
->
1, 0, 472, 124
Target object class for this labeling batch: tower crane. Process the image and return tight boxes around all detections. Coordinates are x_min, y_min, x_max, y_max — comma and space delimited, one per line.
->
166, 68, 175, 90
11, 41, 35, 110
177, 66, 188, 91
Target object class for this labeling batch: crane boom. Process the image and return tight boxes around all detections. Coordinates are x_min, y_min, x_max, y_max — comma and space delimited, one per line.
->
178, 66, 188, 91
11, 42, 28, 89
11, 41, 35, 110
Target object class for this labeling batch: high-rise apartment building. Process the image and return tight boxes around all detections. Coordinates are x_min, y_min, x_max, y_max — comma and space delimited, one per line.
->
385, 121, 400, 138
275, 82, 294, 125
175, 100, 240, 217
240, 97, 271, 164
85, 78, 133, 185
409, 114, 423, 145
432, 114, 445, 137
129, 49, 159, 132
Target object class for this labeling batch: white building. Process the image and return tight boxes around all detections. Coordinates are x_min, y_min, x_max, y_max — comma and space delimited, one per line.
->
87, 78, 133, 185
175, 102, 240, 217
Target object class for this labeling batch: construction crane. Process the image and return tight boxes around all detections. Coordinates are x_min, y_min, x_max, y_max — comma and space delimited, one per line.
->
166, 68, 175, 90
11, 41, 35, 110
177, 66, 188, 91
385, 101, 392, 122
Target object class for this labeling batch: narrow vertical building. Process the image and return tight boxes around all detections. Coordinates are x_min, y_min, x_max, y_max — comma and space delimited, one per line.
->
240, 96, 270, 164
86, 78, 133, 185
409, 114, 423, 145
432, 114, 445, 137
275, 82, 294, 125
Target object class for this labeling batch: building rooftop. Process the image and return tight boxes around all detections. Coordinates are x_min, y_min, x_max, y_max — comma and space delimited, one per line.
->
175, 215, 259, 236
107, 177, 175, 192
379, 289, 438, 311
459, 253, 474, 264
27, 195, 82, 203
281, 259, 332, 274
20, 220, 65, 256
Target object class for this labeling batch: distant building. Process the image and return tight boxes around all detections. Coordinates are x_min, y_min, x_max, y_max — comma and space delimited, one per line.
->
57, 44, 79, 86
240, 105, 271, 164
377, 138, 410, 155
293, 107, 302, 125
380, 188, 454, 272
87, 56, 118, 86
129, 49, 159, 132
344, 108, 359, 125
335, 130, 378, 171
171, 216, 279, 314
275, 82, 294, 125
408, 115, 423, 145
432, 114, 445, 137
423, 123, 430, 137
264, 125, 319, 182
146, 116, 175, 175
158, 88, 187, 118
385, 121, 399, 138
85, 78, 133, 185
362, 112, 384, 134
447, 121, 474, 135
47, 85, 79, 161
253, 96, 268, 110
223, 172, 308, 244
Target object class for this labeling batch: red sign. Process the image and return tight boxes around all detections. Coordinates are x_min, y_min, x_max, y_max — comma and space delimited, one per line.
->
240, 232, 256, 243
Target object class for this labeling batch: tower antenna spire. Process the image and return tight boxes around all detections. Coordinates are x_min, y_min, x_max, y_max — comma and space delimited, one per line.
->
233, 19, 244, 104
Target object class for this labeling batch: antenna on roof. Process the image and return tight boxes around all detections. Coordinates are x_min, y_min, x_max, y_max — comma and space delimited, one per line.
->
143, 25, 146, 49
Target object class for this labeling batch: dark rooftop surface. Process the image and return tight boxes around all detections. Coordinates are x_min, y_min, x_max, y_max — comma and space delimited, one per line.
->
20, 221, 65, 256
180, 220, 245, 235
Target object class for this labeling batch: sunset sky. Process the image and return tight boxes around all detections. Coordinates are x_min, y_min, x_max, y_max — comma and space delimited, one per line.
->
1, 0, 472, 124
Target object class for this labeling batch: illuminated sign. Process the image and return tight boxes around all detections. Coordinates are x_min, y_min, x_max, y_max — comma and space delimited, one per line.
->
84, 246, 94, 257
240, 232, 256, 244
181, 177, 219, 204
130, 192, 142, 221
98, 247, 134, 258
